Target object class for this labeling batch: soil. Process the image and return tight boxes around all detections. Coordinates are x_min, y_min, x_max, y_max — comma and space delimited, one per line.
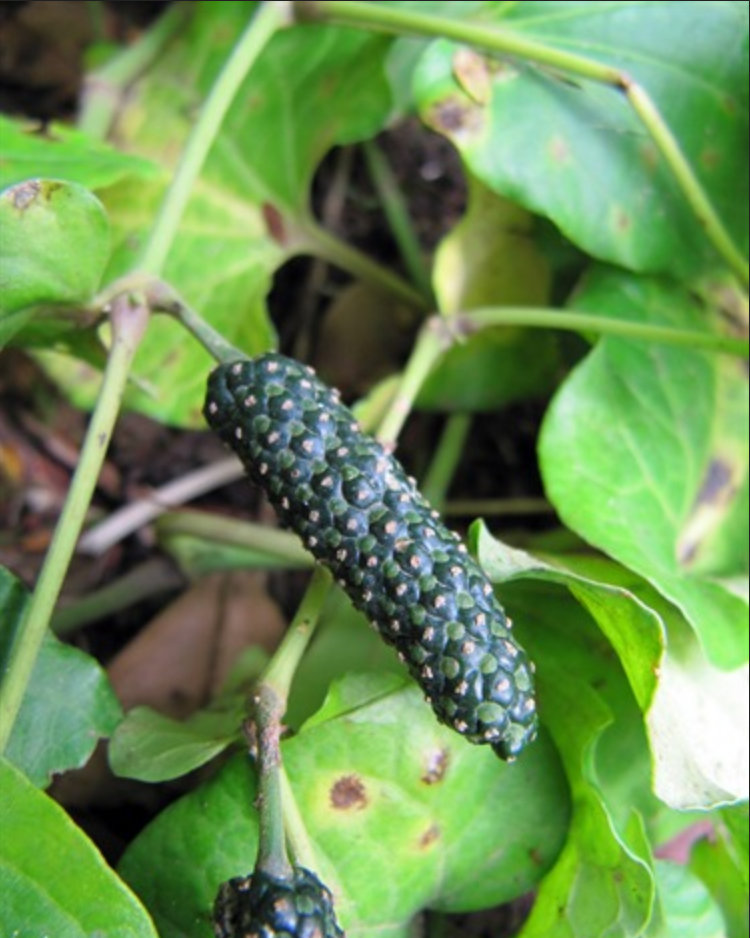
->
0, 4, 548, 936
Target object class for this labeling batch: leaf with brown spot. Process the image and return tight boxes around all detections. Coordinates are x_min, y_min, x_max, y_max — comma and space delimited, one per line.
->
119, 673, 570, 938
330, 774, 369, 811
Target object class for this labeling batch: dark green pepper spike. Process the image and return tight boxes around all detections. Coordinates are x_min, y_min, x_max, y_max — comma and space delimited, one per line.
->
204, 354, 538, 760
214, 866, 344, 938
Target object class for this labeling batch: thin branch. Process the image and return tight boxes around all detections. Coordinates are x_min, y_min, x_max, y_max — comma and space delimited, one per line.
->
0, 294, 149, 752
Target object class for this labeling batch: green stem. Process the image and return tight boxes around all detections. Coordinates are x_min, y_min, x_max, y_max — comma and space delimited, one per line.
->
295, 1, 623, 82
464, 307, 750, 358
0, 294, 149, 753
376, 317, 453, 445
422, 414, 472, 510
261, 566, 332, 700
154, 285, 248, 363
623, 80, 749, 285
296, 218, 430, 311
362, 140, 435, 305
278, 765, 319, 870
79, 4, 189, 139
52, 558, 184, 637
250, 565, 332, 879
252, 683, 293, 880
157, 510, 312, 569
295, 1, 748, 285
138, 1, 291, 277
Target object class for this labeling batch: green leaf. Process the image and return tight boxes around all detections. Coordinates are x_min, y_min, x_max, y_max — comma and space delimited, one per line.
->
472, 523, 664, 713
649, 860, 727, 938
539, 266, 749, 670
0, 115, 158, 192
0, 758, 159, 938
474, 530, 750, 810
418, 174, 561, 410
721, 803, 750, 893
119, 673, 571, 938
109, 703, 245, 784
0, 569, 122, 787
286, 589, 407, 729
690, 817, 749, 938
50, 0, 395, 426
0, 179, 110, 348
647, 619, 749, 809
498, 583, 656, 938
414, 1, 749, 278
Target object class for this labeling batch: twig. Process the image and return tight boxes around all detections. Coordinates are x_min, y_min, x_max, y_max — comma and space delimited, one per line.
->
77, 457, 244, 555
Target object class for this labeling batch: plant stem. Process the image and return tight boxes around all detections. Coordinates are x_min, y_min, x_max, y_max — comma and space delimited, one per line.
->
422, 414, 472, 510
463, 307, 750, 358
250, 565, 332, 879
362, 139, 435, 305
52, 558, 185, 637
252, 683, 294, 880
296, 218, 430, 310
294, 0, 748, 285
138, 1, 291, 277
294, 1, 622, 82
376, 317, 452, 446
261, 566, 332, 700
278, 765, 318, 870
79, 4, 189, 139
157, 510, 312, 569
153, 286, 248, 363
0, 294, 149, 753
622, 80, 749, 285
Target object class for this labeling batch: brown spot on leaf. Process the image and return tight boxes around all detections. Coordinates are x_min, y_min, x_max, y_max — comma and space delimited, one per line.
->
419, 825, 441, 849
421, 747, 450, 785
262, 203, 287, 245
678, 456, 742, 566
428, 96, 484, 139
330, 775, 368, 811
10, 179, 41, 211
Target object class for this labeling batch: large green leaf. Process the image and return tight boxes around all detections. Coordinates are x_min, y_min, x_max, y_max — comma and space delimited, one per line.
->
0, 758, 158, 938
0, 568, 122, 787
474, 523, 749, 810
539, 266, 749, 670
472, 523, 664, 712
413, 1, 749, 279
118, 673, 570, 938
44, 0, 396, 425
498, 582, 657, 938
0, 179, 110, 349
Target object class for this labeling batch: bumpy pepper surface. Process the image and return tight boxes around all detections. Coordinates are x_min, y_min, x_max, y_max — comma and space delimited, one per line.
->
213, 866, 344, 938
204, 354, 537, 759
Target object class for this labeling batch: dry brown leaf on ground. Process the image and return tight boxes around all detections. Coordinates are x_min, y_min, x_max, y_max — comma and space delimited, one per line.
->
108, 571, 287, 716
52, 571, 286, 808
